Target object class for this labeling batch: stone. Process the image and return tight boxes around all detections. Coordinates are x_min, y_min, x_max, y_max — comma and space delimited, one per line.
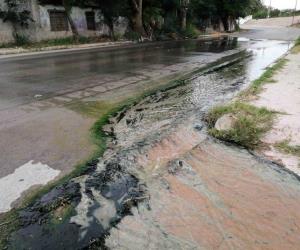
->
214, 113, 237, 131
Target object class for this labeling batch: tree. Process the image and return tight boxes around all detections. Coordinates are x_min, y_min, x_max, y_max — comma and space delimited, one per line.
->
95, 0, 127, 39
62, 0, 79, 38
130, 0, 146, 35
214, 0, 262, 31
0, 0, 33, 43
179, 0, 190, 30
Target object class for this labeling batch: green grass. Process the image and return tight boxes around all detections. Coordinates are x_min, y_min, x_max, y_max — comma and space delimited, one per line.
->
206, 56, 289, 150
292, 37, 300, 54
206, 102, 275, 149
240, 58, 288, 99
275, 140, 300, 157
28, 36, 93, 48
295, 37, 300, 46
0, 36, 112, 50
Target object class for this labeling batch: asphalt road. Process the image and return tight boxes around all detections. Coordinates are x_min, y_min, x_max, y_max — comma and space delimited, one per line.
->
235, 16, 300, 41
0, 39, 237, 110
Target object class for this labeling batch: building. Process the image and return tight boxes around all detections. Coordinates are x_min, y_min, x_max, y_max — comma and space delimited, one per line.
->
0, 0, 127, 43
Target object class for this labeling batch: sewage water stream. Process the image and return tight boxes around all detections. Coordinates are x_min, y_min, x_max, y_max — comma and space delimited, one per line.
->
7, 38, 299, 250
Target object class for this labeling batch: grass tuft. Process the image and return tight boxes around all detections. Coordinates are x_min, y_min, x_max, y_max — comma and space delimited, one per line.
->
207, 56, 290, 149
0, 36, 113, 50
275, 140, 300, 157
292, 37, 300, 54
206, 102, 275, 149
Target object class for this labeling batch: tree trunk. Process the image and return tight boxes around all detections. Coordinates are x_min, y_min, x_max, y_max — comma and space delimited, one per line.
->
131, 0, 146, 36
109, 23, 115, 40
181, 8, 187, 31
221, 16, 229, 32
62, 0, 79, 39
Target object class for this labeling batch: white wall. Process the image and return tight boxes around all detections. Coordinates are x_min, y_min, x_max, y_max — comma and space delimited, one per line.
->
0, 0, 128, 44
0, 20, 14, 43
34, 5, 127, 41
239, 16, 253, 25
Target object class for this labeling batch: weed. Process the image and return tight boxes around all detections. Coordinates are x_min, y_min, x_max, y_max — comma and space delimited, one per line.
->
207, 102, 275, 149
13, 33, 30, 46
124, 31, 141, 41
275, 140, 300, 157
292, 37, 300, 54
181, 24, 201, 39
0, 36, 112, 50
295, 37, 300, 46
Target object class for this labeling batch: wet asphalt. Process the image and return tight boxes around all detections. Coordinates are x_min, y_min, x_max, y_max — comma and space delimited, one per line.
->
0, 38, 237, 110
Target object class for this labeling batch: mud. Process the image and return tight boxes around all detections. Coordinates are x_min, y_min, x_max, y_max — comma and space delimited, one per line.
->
6, 39, 298, 249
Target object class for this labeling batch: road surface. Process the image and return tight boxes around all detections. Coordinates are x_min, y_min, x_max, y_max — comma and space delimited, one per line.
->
235, 16, 300, 41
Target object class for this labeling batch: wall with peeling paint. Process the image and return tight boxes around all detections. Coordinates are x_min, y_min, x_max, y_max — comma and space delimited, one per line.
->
0, 0, 128, 43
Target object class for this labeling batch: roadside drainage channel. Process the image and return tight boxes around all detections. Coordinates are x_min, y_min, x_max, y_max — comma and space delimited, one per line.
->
4, 49, 249, 250
5, 39, 292, 249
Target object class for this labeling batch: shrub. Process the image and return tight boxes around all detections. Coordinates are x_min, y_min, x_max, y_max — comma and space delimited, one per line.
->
181, 24, 200, 39
124, 31, 141, 41
13, 33, 30, 46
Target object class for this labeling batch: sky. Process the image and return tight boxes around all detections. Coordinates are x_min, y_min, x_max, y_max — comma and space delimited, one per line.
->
263, 0, 299, 10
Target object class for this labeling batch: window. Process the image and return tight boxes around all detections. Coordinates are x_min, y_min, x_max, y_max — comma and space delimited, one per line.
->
85, 12, 96, 31
49, 10, 69, 31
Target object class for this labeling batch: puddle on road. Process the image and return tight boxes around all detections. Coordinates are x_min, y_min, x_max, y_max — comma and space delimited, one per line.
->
241, 39, 291, 81
7, 38, 298, 249
0, 161, 60, 214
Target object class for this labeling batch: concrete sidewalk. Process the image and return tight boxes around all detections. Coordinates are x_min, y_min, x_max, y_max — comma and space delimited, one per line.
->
252, 50, 300, 175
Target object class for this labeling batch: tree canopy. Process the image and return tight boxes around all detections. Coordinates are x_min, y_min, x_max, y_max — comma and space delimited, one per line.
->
3, 0, 263, 40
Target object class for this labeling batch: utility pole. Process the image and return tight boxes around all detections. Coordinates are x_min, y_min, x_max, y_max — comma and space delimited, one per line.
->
267, 0, 272, 18
292, 0, 298, 25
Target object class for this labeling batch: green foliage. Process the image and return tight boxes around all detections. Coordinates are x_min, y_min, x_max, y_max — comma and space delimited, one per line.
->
124, 30, 141, 41
13, 33, 30, 46
207, 102, 275, 149
0, 0, 33, 43
295, 37, 300, 46
40, 36, 93, 46
181, 23, 200, 38
275, 140, 300, 157
207, 55, 289, 150
253, 7, 300, 19
0, 0, 33, 27
252, 7, 268, 19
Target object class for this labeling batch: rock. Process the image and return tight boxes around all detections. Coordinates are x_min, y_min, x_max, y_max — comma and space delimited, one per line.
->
215, 113, 237, 131
34, 94, 43, 99
194, 124, 203, 131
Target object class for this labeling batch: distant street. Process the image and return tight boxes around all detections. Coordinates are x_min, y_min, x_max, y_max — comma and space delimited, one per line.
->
235, 15, 300, 40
